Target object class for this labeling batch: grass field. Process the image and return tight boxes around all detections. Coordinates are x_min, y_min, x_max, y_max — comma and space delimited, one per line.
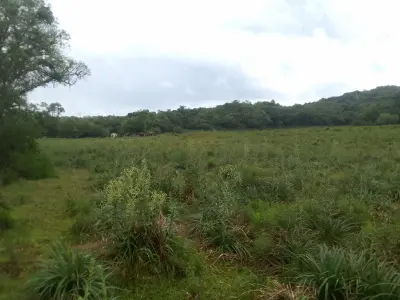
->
1, 126, 400, 299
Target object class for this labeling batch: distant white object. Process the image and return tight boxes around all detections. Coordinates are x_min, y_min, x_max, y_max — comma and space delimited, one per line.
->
111, 133, 117, 138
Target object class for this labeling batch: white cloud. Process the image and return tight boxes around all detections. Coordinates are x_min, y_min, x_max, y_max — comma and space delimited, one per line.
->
159, 81, 174, 88
31, 0, 400, 114
185, 88, 195, 96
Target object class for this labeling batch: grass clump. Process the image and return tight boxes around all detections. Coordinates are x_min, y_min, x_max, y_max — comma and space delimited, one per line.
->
289, 244, 400, 300
99, 159, 201, 278
191, 164, 250, 259
27, 242, 115, 300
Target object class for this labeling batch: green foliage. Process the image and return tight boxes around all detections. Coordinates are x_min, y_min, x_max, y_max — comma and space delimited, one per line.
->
102, 159, 166, 229
65, 196, 92, 218
27, 242, 115, 300
97, 160, 201, 278
112, 226, 202, 278
0, 110, 56, 184
290, 245, 400, 300
27, 85, 400, 138
376, 113, 399, 125
10, 146, 56, 180
302, 202, 361, 246
0, 0, 90, 103
5, 125, 398, 299
70, 213, 99, 242
0, 0, 89, 184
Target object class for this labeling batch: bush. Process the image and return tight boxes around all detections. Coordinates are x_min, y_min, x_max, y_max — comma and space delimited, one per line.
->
11, 148, 56, 180
113, 226, 202, 278
0, 146, 55, 185
28, 242, 116, 300
0, 110, 55, 185
99, 160, 201, 278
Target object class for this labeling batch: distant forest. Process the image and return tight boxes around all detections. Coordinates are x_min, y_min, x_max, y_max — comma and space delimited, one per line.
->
31, 85, 400, 138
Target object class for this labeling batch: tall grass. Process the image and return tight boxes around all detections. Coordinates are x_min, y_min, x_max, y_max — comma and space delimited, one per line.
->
290, 245, 400, 300
27, 242, 115, 300
96, 159, 202, 278
36, 126, 400, 298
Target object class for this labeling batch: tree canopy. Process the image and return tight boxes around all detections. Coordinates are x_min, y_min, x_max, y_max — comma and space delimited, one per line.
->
33, 85, 400, 138
0, 0, 89, 117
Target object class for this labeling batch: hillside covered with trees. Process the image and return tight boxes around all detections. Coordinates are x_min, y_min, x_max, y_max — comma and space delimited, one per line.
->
33, 85, 400, 138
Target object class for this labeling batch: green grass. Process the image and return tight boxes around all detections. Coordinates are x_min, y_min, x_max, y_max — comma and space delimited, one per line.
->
0, 169, 92, 300
1, 126, 400, 299
27, 242, 116, 300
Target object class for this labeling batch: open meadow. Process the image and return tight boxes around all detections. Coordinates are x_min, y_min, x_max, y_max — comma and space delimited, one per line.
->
1, 126, 400, 299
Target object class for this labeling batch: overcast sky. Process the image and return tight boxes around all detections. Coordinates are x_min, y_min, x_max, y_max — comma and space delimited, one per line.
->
28, 0, 400, 116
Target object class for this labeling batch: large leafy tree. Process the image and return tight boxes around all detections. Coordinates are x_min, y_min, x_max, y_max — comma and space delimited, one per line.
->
0, 0, 90, 117
0, 0, 90, 183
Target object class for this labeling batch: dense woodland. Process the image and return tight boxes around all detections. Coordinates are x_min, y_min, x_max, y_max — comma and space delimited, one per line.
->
32, 85, 400, 138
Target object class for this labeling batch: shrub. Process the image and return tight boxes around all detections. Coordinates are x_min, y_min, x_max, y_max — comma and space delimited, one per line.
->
28, 242, 115, 300
99, 160, 201, 278
113, 227, 202, 278
101, 159, 166, 230
0, 147, 56, 185
0, 109, 56, 185
11, 148, 56, 180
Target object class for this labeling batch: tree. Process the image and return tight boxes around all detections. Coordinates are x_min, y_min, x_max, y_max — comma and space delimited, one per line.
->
29, 102, 66, 137
0, 0, 90, 183
47, 102, 65, 117
0, 0, 90, 116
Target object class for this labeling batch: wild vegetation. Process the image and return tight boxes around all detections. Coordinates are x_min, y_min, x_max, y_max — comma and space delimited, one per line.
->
1, 127, 400, 299
1, 1, 400, 299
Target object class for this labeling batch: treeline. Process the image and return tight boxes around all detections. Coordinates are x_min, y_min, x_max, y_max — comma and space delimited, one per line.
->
34, 85, 400, 138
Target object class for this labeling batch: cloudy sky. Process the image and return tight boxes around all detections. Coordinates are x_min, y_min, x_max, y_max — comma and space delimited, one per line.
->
28, 0, 400, 116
